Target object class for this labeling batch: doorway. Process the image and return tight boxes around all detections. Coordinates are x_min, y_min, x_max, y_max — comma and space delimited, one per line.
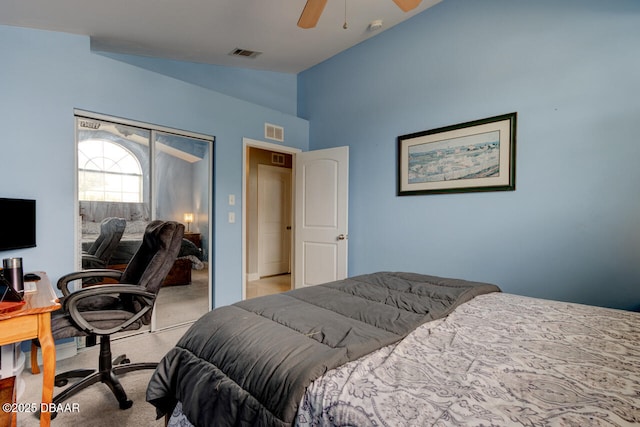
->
242, 138, 349, 299
244, 144, 294, 298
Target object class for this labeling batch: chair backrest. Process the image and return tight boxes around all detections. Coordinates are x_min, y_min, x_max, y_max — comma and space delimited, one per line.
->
121, 220, 184, 323
87, 217, 126, 263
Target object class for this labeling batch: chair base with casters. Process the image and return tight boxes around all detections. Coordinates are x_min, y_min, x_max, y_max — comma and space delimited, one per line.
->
50, 336, 157, 411
31, 335, 158, 419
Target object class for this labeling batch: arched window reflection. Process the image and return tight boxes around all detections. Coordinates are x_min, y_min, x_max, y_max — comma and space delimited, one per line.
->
78, 140, 143, 202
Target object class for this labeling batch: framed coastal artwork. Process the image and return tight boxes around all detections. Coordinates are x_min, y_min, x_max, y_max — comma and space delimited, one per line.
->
397, 112, 516, 196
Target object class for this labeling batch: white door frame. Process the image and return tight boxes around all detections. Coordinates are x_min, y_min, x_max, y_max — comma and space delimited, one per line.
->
242, 137, 301, 300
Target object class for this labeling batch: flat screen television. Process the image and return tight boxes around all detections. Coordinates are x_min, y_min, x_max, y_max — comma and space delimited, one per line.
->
0, 198, 36, 251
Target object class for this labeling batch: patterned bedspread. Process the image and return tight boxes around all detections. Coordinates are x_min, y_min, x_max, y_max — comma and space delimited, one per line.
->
296, 293, 640, 426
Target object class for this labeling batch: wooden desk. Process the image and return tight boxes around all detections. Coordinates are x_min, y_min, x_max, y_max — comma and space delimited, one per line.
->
0, 272, 60, 427
0, 377, 16, 427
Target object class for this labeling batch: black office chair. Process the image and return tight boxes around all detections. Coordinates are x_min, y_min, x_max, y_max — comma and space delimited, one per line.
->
32, 220, 184, 413
82, 217, 126, 269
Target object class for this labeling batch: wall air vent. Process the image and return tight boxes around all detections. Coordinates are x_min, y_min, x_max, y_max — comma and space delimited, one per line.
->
229, 48, 262, 59
272, 153, 285, 166
265, 123, 284, 142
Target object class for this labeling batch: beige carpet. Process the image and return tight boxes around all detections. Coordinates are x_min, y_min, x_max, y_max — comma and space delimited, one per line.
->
17, 324, 191, 427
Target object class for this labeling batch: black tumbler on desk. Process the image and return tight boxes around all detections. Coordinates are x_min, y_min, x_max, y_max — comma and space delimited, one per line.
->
2, 257, 24, 294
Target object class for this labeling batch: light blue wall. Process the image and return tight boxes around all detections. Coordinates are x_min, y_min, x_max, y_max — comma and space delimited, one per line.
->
0, 25, 308, 307
298, 0, 640, 310
98, 52, 298, 116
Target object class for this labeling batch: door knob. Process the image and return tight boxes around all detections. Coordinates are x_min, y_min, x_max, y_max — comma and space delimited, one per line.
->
337, 234, 347, 241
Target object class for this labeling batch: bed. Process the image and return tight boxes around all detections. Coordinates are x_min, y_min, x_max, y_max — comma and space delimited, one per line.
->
147, 272, 640, 426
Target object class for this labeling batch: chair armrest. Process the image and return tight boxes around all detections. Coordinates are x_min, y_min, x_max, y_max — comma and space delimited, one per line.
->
63, 284, 156, 336
57, 269, 124, 297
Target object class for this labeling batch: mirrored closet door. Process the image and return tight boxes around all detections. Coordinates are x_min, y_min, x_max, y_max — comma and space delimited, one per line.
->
76, 113, 212, 335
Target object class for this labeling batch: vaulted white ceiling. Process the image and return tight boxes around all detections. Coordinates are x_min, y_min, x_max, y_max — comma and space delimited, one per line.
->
0, 0, 441, 74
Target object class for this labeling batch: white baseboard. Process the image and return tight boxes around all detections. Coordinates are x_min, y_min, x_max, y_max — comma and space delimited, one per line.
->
28, 341, 78, 365
247, 272, 260, 282
56, 341, 79, 361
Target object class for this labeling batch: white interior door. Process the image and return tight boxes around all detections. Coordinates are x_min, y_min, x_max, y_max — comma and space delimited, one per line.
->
257, 164, 292, 277
294, 146, 349, 288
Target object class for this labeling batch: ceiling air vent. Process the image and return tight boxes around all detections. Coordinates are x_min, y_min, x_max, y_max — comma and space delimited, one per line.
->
265, 123, 284, 142
229, 48, 262, 59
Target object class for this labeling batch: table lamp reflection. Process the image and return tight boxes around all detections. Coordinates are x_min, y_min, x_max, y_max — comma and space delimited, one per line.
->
183, 213, 194, 232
